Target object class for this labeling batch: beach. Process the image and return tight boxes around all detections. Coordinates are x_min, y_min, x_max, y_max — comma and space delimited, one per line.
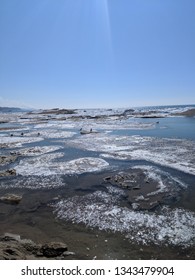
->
0, 105, 195, 259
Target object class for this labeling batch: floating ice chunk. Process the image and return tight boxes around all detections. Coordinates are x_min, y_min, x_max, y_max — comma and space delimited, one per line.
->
0, 136, 44, 148
53, 190, 195, 247
60, 157, 109, 175
67, 134, 195, 175
15, 153, 64, 176
10, 145, 63, 156
15, 155, 109, 176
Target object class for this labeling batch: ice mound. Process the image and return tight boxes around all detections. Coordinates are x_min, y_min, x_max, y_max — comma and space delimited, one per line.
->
15, 155, 109, 176
10, 146, 63, 156
0, 175, 64, 189
67, 134, 195, 175
53, 189, 195, 247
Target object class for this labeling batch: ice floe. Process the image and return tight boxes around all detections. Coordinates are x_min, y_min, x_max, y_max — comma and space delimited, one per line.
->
15, 155, 109, 176
0, 136, 44, 148
66, 134, 195, 175
53, 189, 195, 247
10, 145, 63, 156
33, 117, 155, 131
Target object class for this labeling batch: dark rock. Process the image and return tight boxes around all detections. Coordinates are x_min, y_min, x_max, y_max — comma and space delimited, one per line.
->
173, 108, 195, 117
104, 176, 111, 181
1, 233, 21, 242
38, 109, 76, 115
0, 169, 16, 177
0, 194, 22, 204
0, 155, 17, 165
132, 186, 141, 190
41, 242, 68, 257
80, 130, 91, 135
62, 251, 75, 257
123, 109, 134, 116
0, 244, 26, 260
121, 180, 133, 188
140, 115, 163, 119
0, 233, 72, 260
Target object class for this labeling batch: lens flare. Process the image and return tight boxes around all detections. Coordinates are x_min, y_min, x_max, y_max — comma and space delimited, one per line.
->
94, 0, 113, 57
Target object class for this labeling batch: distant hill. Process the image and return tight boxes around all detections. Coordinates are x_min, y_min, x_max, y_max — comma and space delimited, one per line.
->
0, 107, 30, 113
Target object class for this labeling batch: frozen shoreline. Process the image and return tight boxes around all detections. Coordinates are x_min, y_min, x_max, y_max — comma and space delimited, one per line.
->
0, 106, 195, 259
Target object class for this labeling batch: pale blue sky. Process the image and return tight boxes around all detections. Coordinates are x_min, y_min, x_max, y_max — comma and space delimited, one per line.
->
0, 0, 195, 109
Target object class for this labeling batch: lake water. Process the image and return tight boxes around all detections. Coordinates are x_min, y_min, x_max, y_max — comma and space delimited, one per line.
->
0, 105, 195, 259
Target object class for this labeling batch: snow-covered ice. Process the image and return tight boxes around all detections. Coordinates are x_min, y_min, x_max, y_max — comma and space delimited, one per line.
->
10, 145, 63, 156
15, 155, 109, 176
66, 134, 195, 175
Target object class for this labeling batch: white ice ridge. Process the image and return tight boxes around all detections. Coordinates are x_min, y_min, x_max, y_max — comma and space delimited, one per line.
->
15, 154, 109, 176
66, 134, 195, 175
53, 190, 195, 247
10, 145, 63, 156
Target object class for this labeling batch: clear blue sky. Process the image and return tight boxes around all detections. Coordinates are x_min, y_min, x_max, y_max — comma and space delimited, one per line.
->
0, 0, 195, 109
